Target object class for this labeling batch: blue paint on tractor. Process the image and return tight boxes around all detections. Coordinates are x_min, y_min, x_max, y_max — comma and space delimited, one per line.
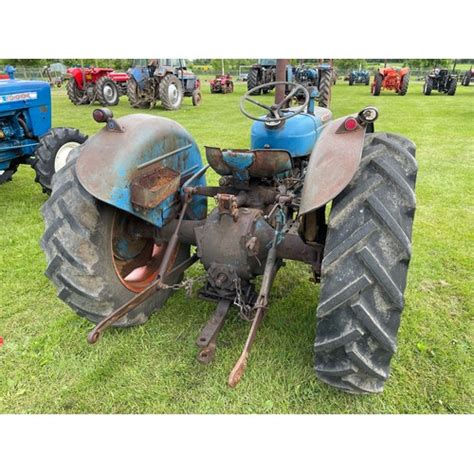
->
222, 151, 254, 183
250, 107, 331, 158
0, 79, 52, 168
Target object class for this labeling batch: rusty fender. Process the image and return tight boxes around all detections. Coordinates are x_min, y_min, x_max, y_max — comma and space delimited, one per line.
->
299, 115, 367, 216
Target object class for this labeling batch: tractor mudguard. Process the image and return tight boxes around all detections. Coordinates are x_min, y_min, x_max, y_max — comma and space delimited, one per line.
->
75, 114, 207, 228
299, 115, 366, 216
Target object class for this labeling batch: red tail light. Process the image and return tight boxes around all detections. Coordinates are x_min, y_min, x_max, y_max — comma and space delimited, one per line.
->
344, 117, 358, 131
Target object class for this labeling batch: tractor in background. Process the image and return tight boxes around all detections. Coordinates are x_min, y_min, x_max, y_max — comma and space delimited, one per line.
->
66, 66, 129, 107
247, 59, 277, 95
423, 66, 457, 95
372, 66, 410, 96
0, 65, 16, 80
461, 66, 473, 86
348, 66, 370, 85
127, 59, 202, 110
0, 75, 86, 191
41, 60, 418, 396
210, 74, 234, 94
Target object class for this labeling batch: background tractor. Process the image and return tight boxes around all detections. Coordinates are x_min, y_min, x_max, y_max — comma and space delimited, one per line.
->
247, 59, 277, 95
348, 66, 370, 85
372, 66, 410, 96
461, 66, 473, 86
127, 59, 202, 110
66, 66, 128, 106
41, 60, 417, 395
0, 74, 86, 191
210, 74, 234, 94
423, 66, 457, 95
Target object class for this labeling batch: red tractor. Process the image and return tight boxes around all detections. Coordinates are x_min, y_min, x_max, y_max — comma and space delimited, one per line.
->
66, 67, 129, 106
209, 74, 234, 94
371, 66, 410, 96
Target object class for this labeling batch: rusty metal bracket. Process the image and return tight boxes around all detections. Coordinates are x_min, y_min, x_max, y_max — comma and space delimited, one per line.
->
216, 193, 238, 221
196, 299, 231, 364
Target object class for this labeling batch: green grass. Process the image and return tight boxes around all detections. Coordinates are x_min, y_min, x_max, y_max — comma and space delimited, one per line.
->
0, 79, 473, 414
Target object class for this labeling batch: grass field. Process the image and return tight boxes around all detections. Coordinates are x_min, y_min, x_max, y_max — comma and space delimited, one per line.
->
0, 78, 473, 414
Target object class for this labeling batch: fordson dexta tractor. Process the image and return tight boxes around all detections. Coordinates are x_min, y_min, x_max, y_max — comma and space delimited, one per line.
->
66, 66, 129, 106
372, 66, 410, 96
127, 59, 202, 110
348, 66, 370, 86
0, 76, 86, 190
423, 66, 457, 95
41, 62, 417, 394
247, 59, 277, 95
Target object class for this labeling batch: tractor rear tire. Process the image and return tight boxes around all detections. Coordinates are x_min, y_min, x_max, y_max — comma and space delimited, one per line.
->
159, 74, 184, 110
314, 132, 417, 394
399, 74, 409, 96
95, 76, 120, 106
66, 79, 88, 105
33, 127, 87, 194
127, 77, 151, 109
447, 79, 457, 96
0, 162, 19, 185
462, 71, 470, 86
317, 69, 332, 108
41, 157, 189, 327
247, 68, 261, 95
372, 73, 383, 96
423, 77, 433, 95
348, 77, 354, 86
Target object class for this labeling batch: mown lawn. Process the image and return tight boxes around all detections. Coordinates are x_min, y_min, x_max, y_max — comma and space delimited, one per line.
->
0, 77, 472, 414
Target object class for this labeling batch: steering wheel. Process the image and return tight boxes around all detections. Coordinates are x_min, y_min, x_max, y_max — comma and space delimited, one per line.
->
240, 81, 309, 124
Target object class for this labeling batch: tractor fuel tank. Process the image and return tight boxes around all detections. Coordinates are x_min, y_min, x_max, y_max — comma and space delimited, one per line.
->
250, 107, 332, 158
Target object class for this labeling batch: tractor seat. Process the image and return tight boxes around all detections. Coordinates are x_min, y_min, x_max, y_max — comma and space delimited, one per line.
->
205, 146, 292, 182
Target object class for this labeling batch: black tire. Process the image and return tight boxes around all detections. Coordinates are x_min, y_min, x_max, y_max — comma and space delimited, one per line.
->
192, 89, 202, 106
0, 161, 19, 185
41, 157, 189, 327
66, 78, 88, 105
247, 68, 261, 95
399, 74, 409, 96
228, 81, 234, 93
314, 132, 417, 394
423, 77, 433, 95
127, 77, 151, 109
159, 74, 184, 111
33, 128, 87, 194
372, 73, 383, 96
95, 76, 120, 106
348, 76, 354, 86
462, 71, 470, 86
365, 78, 370, 86
447, 78, 457, 96
317, 69, 332, 108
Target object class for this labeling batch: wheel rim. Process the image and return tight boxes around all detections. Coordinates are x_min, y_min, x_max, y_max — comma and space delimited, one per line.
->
168, 83, 181, 105
103, 83, 117, 103
111, 211, 176, 292
54, 142, 81, 172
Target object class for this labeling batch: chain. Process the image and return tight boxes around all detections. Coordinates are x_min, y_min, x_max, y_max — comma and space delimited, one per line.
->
159, 275, 206, 298
233, 278, 254, 321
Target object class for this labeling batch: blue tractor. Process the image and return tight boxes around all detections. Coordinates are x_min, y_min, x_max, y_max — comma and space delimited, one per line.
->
348, 66, 370, 86
41, 63, 418, 395
0, 70, 87, 191
126, 59, 202, 110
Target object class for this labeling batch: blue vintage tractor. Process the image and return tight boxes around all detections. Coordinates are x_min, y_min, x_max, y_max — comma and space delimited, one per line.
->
127, 59, 202, 110
0, 72, 87, 191
41, 72, 418, 394
348, 67, 370, 85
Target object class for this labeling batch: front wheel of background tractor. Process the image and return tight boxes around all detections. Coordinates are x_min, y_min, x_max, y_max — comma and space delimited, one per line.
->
423, 77, 433, 95
314, 132, 417, 394
192, 89, 202, 106
372, 73, 383, 96
461, 72, 470, 86
127, 77, 151, 109
399, 74, 409, 96
159, 74, 184, 110
317, 69, 332, 108
66, 79, 89, 105
41, 158, 189, 327
95, 76, 120, 106
247, 68, 261, 95
0, 162, 19, 185
33, 128, 87, 194
447, 79, 457, 96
